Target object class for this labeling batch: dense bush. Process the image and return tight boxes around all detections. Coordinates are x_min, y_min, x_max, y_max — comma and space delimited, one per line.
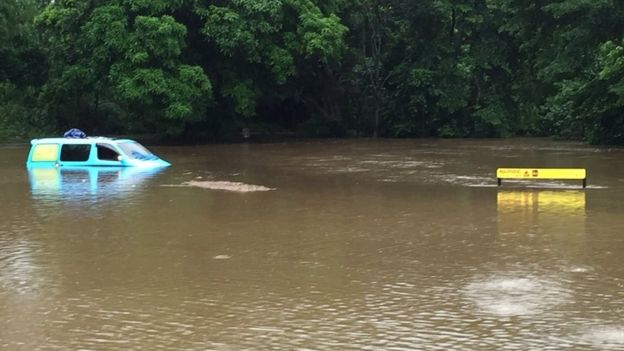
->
1, 0, 624, 144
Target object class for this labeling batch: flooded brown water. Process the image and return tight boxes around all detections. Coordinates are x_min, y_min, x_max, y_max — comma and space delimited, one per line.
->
1, 138, 624, 350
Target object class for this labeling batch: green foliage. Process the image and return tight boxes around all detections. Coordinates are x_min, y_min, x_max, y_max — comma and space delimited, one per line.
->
34, 0, 212, 135
196, 0, 348, 125
546, 40, 624, 144
107, 12, 212, 130
0, 82, 52, 141
2, 0, 624, 143
200, 2, 279, 60
292, 2, 347, 60
0, 0, 50, 140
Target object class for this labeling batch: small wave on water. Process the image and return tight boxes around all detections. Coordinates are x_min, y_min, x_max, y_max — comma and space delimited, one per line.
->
163, 180, 275, 192
566, 265, 593, 273
359, 160, 426, 169
213, 255, 231, 260
438, 174, 495, 187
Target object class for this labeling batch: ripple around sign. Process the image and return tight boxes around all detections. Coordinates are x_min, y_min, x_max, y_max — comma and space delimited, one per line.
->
462, 275, 571, 317
493, 180, 608, 190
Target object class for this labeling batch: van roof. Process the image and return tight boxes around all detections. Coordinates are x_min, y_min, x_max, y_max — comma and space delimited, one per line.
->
30, 137, 135, 145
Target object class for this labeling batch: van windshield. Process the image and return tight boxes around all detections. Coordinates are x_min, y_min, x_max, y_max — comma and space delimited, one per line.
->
118, 142, 158, 161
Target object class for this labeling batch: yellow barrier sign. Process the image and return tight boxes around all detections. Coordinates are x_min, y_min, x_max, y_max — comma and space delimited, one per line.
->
497, 168, 587, 187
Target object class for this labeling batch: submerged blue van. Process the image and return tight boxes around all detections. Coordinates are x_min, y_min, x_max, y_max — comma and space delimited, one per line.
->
26, 137, 171, 168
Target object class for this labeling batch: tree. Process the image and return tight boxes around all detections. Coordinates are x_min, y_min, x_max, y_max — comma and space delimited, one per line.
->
0, 0, 49, 140
36, 0, 212, 135
194, 0, 348, 135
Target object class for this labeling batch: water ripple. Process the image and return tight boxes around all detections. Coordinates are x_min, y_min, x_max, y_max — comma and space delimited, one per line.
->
463, 274, 571, 317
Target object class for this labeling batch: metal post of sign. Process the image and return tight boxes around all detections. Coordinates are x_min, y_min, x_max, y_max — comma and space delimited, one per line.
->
497, 178, 501, 186
583, 178, 586, 188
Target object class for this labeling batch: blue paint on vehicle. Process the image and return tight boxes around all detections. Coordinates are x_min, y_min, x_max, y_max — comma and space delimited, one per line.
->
26, 137, 171, 168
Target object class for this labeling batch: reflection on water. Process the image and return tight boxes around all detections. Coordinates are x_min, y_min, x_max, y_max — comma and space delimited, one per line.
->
28, 166, 166, 201
2, 139, 624, 350
478, 190, 586, 319
497, 190, 586, 214
497, 190, 586, 237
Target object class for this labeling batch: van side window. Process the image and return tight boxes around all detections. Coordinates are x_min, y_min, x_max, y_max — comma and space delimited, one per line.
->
96, 143, 120, 161
60, 144, 91, 162
31, 144, 59, 162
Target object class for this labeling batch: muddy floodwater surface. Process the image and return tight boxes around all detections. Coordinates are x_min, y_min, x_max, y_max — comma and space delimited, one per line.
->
1, 138, 624, 350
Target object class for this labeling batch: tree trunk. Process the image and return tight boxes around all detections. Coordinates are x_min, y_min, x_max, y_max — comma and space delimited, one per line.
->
74, 90, 80, 127
373, 104, 380, 138
93, 89, 99, 132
